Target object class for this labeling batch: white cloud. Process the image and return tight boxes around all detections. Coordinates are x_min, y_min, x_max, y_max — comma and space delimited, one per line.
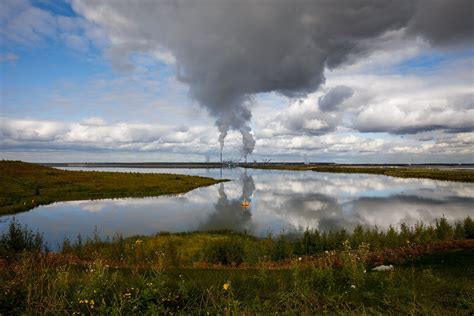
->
0, 0, 106, 54
325, 55, 474, 135
0, 116, 219, 154
255, 92, 344, 138
82, 117, 106, 126
0, 1, 56, 45
1, 115, 472, 162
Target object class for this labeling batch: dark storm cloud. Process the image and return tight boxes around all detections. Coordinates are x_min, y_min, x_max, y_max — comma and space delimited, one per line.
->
73, 0, 474, 153
318, 85, 354, 112
408, 0, 474, 46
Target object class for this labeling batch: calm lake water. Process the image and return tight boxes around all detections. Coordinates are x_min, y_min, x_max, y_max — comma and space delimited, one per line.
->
1, 167, 473, 248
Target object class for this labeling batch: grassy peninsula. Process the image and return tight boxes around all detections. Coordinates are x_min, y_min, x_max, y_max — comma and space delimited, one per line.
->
248, 164, 474, 182
0, 160, 225, 216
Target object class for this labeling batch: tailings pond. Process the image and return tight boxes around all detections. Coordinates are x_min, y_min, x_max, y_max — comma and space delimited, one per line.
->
1, 167, 473, 248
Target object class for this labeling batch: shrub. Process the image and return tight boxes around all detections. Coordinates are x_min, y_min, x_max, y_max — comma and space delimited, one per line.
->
454, 222, 465, 240
463, 217, 474, 239
272, 235, 292, 261
0, 219, 45, 255
302, 229, 322, 255
435, 217, 454, 240
310, 267, 335, 292
162, 238, 180, 267
340, 240, 368, 287
203, 237, 245, 265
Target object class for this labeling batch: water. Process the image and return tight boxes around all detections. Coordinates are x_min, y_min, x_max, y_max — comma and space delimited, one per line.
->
1, 167, 473, 248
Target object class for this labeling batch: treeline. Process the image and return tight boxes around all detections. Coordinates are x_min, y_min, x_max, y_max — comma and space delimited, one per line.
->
297, 217, 474, 256
2, 217, 473, 266
202, 217, 474, 264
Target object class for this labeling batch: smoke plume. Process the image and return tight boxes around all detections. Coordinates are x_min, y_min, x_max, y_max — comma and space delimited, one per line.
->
73, 0, 474, 155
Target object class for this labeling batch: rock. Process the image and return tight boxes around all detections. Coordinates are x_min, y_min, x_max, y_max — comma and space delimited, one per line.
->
372, 264, 394, 272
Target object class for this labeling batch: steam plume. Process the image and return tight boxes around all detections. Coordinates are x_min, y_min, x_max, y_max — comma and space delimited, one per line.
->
73, 0, 474, 155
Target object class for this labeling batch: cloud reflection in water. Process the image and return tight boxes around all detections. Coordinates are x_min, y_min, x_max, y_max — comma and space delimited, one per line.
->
0, 168, 472, 247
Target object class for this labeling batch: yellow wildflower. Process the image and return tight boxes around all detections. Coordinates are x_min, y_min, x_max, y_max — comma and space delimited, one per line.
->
84, 300, 89, 304
223, 282, 231, 291
90, 300, 95, 305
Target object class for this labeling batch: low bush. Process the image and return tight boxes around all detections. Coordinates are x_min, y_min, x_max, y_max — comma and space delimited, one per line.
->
203, 237, 245, 265
0, 219, 45, 257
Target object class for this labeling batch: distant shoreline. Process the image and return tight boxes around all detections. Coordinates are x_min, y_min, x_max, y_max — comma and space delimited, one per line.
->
41, 161, 474, 182
42, 162, 474, 170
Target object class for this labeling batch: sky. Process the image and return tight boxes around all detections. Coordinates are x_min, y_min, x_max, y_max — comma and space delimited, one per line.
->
1, 0, 473, 163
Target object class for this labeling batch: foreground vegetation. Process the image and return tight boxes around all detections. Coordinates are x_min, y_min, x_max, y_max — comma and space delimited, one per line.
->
249, 164, 474, 182
0, 160, 225, 215
1, 218, 473, 314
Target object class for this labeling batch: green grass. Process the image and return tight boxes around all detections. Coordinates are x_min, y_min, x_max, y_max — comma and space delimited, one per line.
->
1, 242, 472, 314
1, 219, 473, 314
0, 160, 226, 216
249, 164, 474, 182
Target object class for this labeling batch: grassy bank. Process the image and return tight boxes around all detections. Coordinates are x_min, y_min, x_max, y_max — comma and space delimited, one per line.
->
1, 218, 473, 314
248, 164, 474, 182
0, 161, 225, 216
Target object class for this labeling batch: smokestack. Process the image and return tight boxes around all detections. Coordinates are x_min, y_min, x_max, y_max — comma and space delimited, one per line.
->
220, 148, 223, 164
79, 1, 474, 161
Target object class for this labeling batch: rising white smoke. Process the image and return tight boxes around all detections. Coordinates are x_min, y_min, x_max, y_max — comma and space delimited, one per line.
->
72, 0, 473, 157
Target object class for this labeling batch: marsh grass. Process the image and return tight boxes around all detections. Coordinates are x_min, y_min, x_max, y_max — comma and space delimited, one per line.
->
39, 216, 474, 267
1, 250, 472, 314
1, 218, 473, 313
0, 160, 226, 215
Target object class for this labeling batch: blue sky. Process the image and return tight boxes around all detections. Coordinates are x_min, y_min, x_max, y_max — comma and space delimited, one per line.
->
1, 0, 473, 163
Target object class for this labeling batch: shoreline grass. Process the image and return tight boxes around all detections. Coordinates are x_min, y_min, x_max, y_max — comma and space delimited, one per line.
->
0, 160, 226, 216
245, 164, 474, 182
1, 218, 473, 314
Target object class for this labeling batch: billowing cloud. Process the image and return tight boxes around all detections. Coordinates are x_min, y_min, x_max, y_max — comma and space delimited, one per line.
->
353, 95, 474, 134
318, 85, 353, 112
0, 117, 215, 153
407, 0, 474, 46
263, 93, 343, 136
332, 58, 474, 135
70, 0, 473, 159
2, 0, 473, 163
1, 115, 473, 162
